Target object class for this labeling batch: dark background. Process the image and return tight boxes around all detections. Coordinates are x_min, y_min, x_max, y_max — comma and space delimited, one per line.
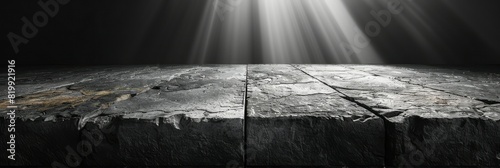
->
2, 0, 500, 65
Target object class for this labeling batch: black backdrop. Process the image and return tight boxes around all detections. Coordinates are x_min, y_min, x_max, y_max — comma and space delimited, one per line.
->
2, 0, 500, 65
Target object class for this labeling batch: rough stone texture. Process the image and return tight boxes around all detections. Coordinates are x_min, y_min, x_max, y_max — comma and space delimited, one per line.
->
348, 65, 500, 103
246, 65, 385, 166
0, 65, 499, 167
295, 65, 500, 166
0, 65, 245, 166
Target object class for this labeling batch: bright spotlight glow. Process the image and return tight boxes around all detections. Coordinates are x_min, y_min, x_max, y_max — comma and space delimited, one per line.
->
190, 0, 383, 63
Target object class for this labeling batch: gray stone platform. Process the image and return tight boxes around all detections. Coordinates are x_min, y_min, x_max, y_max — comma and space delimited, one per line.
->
0, 65, 499, 167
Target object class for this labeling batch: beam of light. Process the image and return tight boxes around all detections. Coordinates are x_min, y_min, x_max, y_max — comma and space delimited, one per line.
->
189, 0, 383, 63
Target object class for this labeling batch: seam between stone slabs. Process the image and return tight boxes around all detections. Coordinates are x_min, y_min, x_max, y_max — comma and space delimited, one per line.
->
337, 65, 500, 140
243, 64, 249, 166
290, 64, 393, 166
342, 65, 500, 105
290, 65, 500, 166
289, 65, 387, 120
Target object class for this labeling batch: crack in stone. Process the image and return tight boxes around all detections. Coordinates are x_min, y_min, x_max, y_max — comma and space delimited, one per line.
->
290, 65, 386, 120
243, 64, 249, 166
290, 64, 395, 166
475, 98, 500, 105
344, 66, 500, 106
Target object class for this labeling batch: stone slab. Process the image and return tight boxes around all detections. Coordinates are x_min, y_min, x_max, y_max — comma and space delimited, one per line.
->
0, 65, 246, 166
246, 65, 385, 166
1, 64, 499, 167
295, 65, 500, 166
345, 65, 500, 103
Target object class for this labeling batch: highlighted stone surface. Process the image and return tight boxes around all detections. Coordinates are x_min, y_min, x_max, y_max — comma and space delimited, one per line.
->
246, 65, 385, 166
0, 65, 499, 167
295, 65, 500, 166
0, 65, 246, 166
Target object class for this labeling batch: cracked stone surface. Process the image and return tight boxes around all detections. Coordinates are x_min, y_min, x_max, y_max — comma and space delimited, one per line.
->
295, 65, 500, 166
0, 65, 499, 167
246, 65, 385, 166
348, 65, 500, 103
